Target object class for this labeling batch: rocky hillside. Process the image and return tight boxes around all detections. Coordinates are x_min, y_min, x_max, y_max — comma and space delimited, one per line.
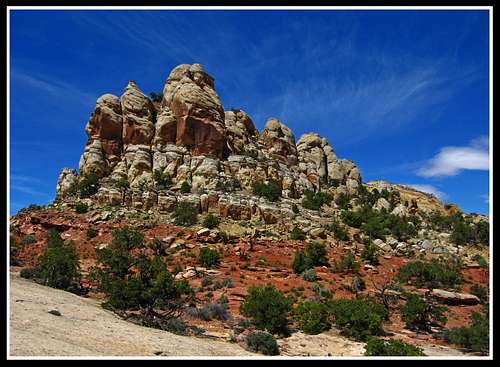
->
10, 63, 490, 357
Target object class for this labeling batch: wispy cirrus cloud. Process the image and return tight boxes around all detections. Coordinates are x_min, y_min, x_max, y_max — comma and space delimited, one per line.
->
417, 136, 489, 178
404, 184, 446, 200
10, 69, 97, 107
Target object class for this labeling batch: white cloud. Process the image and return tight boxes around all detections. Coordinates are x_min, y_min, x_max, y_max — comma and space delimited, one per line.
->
404, 184, 445, 200
417, 136, 489, 177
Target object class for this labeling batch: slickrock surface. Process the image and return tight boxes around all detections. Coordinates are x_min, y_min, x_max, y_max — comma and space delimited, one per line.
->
9, 272, 254, 357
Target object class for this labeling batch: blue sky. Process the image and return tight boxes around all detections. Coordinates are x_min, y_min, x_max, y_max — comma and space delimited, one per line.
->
9, 9, 490, 215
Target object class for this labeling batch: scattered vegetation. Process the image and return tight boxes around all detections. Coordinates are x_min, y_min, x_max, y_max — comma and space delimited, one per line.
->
332, 251, 360, 274
302, 268, 318, 282
470, 284, 488, 304
445, 310, 489, 355
74, 201, 89, 214
396, 259, 463, 290
301, 189, 333, 211
10, 236, 19, 266
38, 230, 81, 292
202, 213, 220, 229
364, 337, 425, 356
251, 181, 281, 202
172, 202, 198, 226
326, 217, 349, 241
21, 235, 37, 245
335, 193, 351, 210
292, 241, 329, 274
90, 227, 192, 327
328, 298, 388, 341
180, 181, 192, 194
77, 173, 100, 198
293, 301, 331, 335
400, 293, 448, 332
198, 247, 221, 268
86, 227, 98, 240
244, 331, 279, 355
153, 169, 172, 190
149, 91, 163, 103
360, 239, 380, 265
290, 226, 306, 240
239, 284, 292, 335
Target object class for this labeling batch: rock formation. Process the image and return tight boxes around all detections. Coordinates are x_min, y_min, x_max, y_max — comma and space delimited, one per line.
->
57, 63, 365, 221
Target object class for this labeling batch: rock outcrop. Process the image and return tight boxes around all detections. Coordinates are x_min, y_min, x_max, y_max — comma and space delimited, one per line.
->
60, 62, 365, 219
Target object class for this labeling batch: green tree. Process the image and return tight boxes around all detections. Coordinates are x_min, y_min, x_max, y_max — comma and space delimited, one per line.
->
240, 284, 292, 335
180, 181, 192, 194
445, 310, 489, 355
364, 337, 425, 356
400, 293, 448, 332
172, 202, 198, 226
38, 231, 81, 291
198, 247, 221, 268
293, 301, 331, 334
202, 214, 220, 229
115, 178, 130, 205
78, 173, 99, 198
252, 181, 282, 202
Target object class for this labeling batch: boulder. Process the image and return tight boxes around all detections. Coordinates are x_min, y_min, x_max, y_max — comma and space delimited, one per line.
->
374, 197, 390, 211
260, 118, 297, 166
55, 168, 78, 197
162, 63, 226, 158
121, 81, 155, 146
431, 289, 481, 305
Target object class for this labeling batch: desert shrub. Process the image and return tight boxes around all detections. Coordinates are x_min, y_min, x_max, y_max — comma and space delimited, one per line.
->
396, 259, 463, 289
86, 227, 98, 240
305, 241, 329, 267
153, 169, 172, 190
78, 173, 99, 198
179, 181, 191, 194
21, 235, 36, 245
400, 293, 448, 332
360, 213, 388, 240
10, 236, 19, 265
149, 91, 163, 103
470, 284, 488, 304
341, 210, 364, 228
198, 247, 221, 268
19, 203, 43, 213
290, 226, 306, 240
202, 213, 220, 229
301, 190, 333, 211
163, 317, 189, 335
201, 276, 213, 287
445, 310, 489, 354
293, 301, 331, 334
44, 228, 65, 248
291, 203, 300, 214
244, 331, 279, 355
328, 178, 341, 188
39, 234, 81, 291
172, 202, 198, 226
221, 278, 234, 288
388, 215, 418, 241
450, 221, 475, 246
252, 181, 281, 202
326, 218, 349, 241
292, 250, 312, 274
335, 193, 351, 210
328, 298, 388, 341
239, 284, 292, 335
292, 241, 328, 274
473, 254, 488, 268
74, 201, 89, 214
20, 266, 43, 281
302, 268, 317, 282
311, 282, 333, 301
364, 337, 425, 356
332, 251, 360, 274
361, 240, 380, 265
198, 301, 231, 321
474, 221, 489, 245
91, 227, 192, 316
348, 275, 366, 294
